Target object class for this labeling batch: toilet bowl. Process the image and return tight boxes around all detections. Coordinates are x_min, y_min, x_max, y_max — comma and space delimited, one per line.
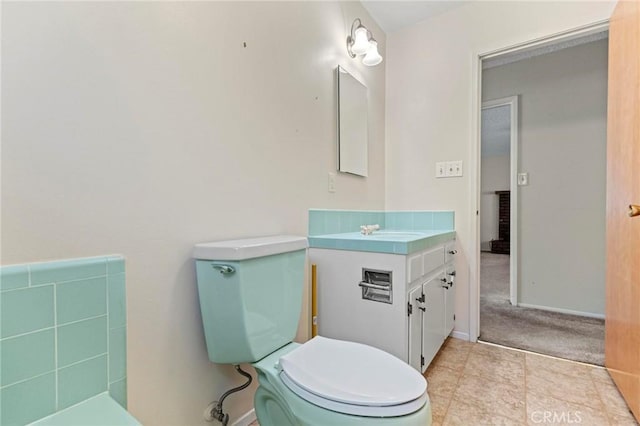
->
193, 236, 432, 425
253, 339, 431, 426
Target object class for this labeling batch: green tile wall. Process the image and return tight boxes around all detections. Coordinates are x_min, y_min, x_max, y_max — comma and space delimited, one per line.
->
58, 316, 108, 367
307, 209, 386, 236
308, 209, 455, 235
0, 256, 128, 425
57, 355, 108, 410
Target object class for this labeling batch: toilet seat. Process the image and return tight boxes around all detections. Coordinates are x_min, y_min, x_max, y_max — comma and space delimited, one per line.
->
278, 336, 428, 417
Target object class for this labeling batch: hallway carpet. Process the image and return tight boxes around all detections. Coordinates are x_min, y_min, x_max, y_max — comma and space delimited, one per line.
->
479, 252, 605, 366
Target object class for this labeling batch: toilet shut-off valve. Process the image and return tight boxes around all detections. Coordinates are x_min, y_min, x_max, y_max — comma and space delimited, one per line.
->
204, 365, 253, 425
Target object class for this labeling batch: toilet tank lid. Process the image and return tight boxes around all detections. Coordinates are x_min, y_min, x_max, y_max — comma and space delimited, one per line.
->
193, 235, 307, 260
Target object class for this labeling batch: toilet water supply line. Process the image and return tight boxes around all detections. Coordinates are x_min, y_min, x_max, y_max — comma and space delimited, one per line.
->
209, 365, 253, 426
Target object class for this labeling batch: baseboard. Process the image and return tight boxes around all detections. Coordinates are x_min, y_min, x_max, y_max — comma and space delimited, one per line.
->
231, 409, 256, 426
517, 303, 605, 319
450, 330, 470, 341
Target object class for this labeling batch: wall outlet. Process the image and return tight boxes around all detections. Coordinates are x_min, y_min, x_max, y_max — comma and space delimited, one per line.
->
328, 172, 336, 192
517, 172, 529, 186
435, 162, 447, 178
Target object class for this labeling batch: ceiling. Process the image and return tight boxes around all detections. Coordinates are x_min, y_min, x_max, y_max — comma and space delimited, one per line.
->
361, 1, 469, 33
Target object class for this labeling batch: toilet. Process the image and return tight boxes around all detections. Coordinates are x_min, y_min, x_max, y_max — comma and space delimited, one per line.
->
193, 235, 432, 426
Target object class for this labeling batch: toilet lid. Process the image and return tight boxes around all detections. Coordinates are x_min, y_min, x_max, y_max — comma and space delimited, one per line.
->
278, 336, 427, 407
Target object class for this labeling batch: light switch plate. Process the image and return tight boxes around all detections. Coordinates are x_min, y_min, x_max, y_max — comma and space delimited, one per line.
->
445, 162, 455, 177
436, 162, 447, 178
452, 161, 463, 177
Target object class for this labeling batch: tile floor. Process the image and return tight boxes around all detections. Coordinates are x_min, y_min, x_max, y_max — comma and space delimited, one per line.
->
427, 338, 638, 425
249, 338, 638, 425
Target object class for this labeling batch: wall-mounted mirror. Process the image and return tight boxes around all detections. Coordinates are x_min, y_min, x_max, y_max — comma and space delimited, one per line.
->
337, 66, 368, 177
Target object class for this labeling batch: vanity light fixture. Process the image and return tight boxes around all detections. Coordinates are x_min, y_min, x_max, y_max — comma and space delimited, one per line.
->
346, 18, 383, 67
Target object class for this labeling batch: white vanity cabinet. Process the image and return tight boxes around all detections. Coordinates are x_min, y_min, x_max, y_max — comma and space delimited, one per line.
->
406, 244, 457, 372
444, 243, 457, 338
418, 273, 446, 370
310, 237, 456, 373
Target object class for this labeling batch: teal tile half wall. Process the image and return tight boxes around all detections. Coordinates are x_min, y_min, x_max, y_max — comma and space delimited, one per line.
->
0, 256, 128, 426
308, 209, 455, 236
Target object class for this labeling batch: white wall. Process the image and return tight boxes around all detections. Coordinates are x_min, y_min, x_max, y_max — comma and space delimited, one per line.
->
1, 2, 385, 424
385, 1, 615, 338
480, 154, 510, 250
483, 39, 608, 315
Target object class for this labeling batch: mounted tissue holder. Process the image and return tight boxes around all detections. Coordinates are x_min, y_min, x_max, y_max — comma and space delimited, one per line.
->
359, 268, 392, 304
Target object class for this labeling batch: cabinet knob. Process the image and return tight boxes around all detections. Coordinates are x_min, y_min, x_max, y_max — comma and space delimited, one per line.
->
448, 250, 457, 255
419, 307, 426, 312
440, 278, 447, 283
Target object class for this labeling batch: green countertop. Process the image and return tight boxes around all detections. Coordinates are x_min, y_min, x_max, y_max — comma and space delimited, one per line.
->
308, 230, 455, 255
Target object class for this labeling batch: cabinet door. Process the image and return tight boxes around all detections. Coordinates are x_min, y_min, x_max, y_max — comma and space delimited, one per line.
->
407, 286, 423, 371
422, 275, 445, 371
444, 264, 455, 337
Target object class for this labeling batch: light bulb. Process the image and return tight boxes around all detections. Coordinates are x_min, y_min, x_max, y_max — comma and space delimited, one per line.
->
362, 40, 383, 66
351, 26, 371, 56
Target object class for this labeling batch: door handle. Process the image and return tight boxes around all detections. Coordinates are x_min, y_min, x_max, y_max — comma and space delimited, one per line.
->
629, 204, 640, 218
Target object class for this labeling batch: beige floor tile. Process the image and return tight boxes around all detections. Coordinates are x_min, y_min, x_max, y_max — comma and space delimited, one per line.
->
526, 352, 593, 382
463, 350, 525, 385
432, 342, 472, 371
607, 410, 639, 426
428, 390, 452, 424
444, 337, 475, 350
526, 372, 600, 408
473, 342, 525, 363
594, 379, 635, 418
453, 373, 526, 422
526, 390, 609, 426
443, 397, 524, 426
425, 365, 463, 399
590, 366, 614, 385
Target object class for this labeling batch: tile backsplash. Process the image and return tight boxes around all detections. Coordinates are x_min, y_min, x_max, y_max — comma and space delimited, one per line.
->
308, 209, 455, 236
0, 256, 127, 425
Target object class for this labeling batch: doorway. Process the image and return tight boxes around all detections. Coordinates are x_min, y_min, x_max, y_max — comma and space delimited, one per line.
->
480, 97, 518, 305
477, 31, 608, 365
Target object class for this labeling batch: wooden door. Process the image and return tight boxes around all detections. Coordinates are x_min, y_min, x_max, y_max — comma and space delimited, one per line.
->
605, 0, 640, 421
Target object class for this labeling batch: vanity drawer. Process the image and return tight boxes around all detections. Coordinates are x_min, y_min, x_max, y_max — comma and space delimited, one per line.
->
423, 247, 444, 276
408, 253, 423, 283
